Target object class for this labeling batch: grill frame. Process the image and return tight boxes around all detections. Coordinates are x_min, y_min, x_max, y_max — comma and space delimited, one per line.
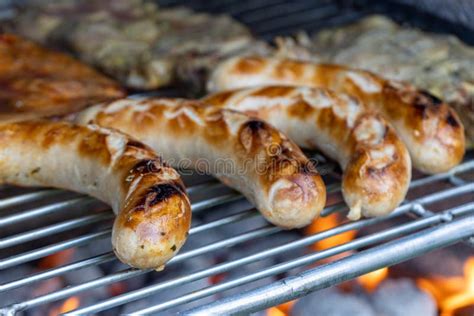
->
1, 0, 474, 314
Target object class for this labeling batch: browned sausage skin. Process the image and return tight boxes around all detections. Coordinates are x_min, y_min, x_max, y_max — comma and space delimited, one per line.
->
204, 86, 411, 219
208, 56, 465, 174
75, 98, 326, 228
0, 121, 191, 269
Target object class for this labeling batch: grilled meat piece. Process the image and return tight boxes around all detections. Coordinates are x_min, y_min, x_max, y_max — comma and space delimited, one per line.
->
305, 15, 474, 147
0, 34, 124, 123
11, 0, 260, 91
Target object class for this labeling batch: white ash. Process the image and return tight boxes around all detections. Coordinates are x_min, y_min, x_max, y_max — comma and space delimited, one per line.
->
370, 278, 437, 316
120, 277, 216, 315
292, 287, 376, 316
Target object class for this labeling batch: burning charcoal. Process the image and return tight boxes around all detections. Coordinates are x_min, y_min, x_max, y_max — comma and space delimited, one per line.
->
152, 255, 214, 283
120, 277, 216, 315
0, 265, 36, 306
370, 278, 437, 316
212, 230, 303, 298
63, 247, 108, 302
391, 245, 471, 278
212, 212, 270, 241
292, 287, 376, 316
109, 258, 214, 314
218, 260, 277, 298
455, 305, 474, 316
84, 234, 113, 257
108, 261, 149, 294
196, 198, 254, 224
181, 218, 229, 259
230, 230, 302, 264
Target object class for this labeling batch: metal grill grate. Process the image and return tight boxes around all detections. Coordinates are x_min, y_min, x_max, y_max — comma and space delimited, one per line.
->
1, 0, 474, 315
1, 154, 473, 314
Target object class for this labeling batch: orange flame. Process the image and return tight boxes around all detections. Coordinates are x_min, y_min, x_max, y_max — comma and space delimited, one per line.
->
265, 213, 358, 316
304, 213, 356, 251
267, 306, 286, 316
417, 257, 474, 316
266, 300, 296, 316
357, 267, 389, 292
49, 297, 80, 316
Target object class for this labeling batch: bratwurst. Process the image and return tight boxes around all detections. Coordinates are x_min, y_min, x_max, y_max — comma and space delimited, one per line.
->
75, 98, 326, 228
0, 120, 191, 269
208, 56, 465, 174
204, 86, 411, 219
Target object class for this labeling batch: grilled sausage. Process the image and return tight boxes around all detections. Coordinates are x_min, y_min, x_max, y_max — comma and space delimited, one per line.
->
75, 98, 326, 228
208, 56, 465, 174
204, 86, 412, 219
0, 121, 191, 269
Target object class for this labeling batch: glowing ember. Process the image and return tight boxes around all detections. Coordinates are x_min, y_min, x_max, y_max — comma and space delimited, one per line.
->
49, 297, 80, 316
266, 300, 296, 316
209, 273, 226, 285
304, 213, 356, 251
357, 267, 389, 292
417, 257, 474, 316
38, 249, 75, 269
109, 282, 127, 296
267, 306, 286, 316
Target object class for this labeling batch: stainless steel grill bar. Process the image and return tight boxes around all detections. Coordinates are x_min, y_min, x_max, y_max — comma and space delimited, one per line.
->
0, 252, 116, 293
0, 189, 66, 210
191, 193, 243, 213
409, 160, 474, 189
0, 190, 244, 269
0, 212, 113, 249
0, 208, 257, 291
0, 230, 111, 270
185, 181, 221, 194
0, 197, 96, 227
185, 213, 474, 315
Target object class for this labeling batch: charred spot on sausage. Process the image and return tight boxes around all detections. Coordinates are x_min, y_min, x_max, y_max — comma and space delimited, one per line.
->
127, 140, 149, 150
245, 120, 266, 133
141, 183, 182, 208
419, 90, 442, 106
413, 91, 443, 118
131, 159, 163, 174
446, 112, 460, 128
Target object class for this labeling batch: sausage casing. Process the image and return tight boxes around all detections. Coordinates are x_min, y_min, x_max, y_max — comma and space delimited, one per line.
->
75, 98, 326, 228
204, 86, 412, 219
0, 121, 191, 269
208, 56, 465, 174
